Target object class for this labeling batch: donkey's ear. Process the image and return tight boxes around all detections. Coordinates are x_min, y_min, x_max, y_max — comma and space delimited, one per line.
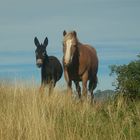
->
43, 37, 48, 47
73, 31, 77, 37
34, 37, 40, 47
63, 30, 67, 36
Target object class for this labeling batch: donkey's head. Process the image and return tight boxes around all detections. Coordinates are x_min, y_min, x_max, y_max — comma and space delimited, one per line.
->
34, 37, 48, 68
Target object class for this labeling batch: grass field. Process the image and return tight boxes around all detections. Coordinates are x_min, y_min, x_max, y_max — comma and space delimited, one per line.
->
0, 81, 140, 140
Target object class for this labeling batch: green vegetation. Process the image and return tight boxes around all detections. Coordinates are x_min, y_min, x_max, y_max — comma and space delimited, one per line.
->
95, 89, 115, 101
110, 54, 140, 100
0, 82, 140, 140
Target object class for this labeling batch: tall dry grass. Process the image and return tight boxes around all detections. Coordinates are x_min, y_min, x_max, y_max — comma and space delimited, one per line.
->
0, 81, 140, 140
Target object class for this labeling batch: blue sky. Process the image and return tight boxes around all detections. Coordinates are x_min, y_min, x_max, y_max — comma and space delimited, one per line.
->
0, 0, 140, 90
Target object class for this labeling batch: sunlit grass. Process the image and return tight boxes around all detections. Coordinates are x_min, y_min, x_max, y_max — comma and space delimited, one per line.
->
0, 81, 140, 140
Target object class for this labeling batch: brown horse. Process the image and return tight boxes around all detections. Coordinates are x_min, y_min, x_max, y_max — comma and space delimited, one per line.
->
62, 30, 98, 103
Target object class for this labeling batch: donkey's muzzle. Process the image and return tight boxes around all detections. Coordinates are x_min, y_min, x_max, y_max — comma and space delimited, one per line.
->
36, 59, 43, 68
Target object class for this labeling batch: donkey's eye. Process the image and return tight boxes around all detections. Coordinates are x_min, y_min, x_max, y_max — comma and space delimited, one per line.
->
42, 52, 46, 56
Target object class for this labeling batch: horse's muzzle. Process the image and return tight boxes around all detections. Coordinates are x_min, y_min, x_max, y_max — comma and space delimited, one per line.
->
63, 56, 73, 67
64, 60, 72, 67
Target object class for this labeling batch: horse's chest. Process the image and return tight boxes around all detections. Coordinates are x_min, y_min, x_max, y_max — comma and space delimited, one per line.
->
67, 67, 81, 80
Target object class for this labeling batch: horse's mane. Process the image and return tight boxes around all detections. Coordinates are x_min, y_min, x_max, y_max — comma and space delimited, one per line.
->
63, 32, 79, 43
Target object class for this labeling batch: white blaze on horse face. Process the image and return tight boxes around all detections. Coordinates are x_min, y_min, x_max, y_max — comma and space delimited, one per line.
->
65, 39, 72, 64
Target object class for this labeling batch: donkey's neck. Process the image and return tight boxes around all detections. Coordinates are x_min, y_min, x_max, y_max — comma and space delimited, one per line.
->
42, 55, 49, 67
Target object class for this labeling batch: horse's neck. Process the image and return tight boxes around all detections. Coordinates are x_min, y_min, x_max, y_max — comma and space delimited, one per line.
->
75, 42, 82, 54
72, 44, 80, 64
78, 42, 82, 46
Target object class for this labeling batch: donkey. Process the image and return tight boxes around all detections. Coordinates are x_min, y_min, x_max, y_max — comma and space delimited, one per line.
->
62, 30, 98, 103
34, 36, 63, 94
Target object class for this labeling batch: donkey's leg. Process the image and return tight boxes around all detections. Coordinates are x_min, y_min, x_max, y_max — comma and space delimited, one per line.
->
40, 70, 47, 93
39, 82, 47, 94
48, 80, 56, 96
82, 72, 88, 98
74, 81, 81, 98
89, 75, 97, 104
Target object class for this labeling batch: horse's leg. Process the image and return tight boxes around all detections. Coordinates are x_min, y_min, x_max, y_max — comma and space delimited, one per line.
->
67, 80, 72, 96
74, 81, 81, 98
82, 72, 88, 99
64, 68, 72, 96
89, 80, 94, 104
89, 75, 97, 104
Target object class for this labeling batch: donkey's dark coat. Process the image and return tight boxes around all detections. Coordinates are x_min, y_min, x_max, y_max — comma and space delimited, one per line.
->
62, 30, 98, 103
34, 37, 63, 93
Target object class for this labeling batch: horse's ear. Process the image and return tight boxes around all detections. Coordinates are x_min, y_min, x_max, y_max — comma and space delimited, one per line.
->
34, 37, 40, 47
73, 31, 77, 37
43, 37, 48, 47
63, 30, 67, 36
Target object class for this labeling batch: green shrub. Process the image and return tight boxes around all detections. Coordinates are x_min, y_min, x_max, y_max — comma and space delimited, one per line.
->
110, 55, 140, 100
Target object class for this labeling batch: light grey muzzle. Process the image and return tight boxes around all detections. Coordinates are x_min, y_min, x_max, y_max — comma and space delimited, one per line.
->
36, 59, 43, 68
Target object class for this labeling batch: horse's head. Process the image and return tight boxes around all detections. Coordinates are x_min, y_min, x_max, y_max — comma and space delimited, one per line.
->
34, 37, 48, 68
62, 30, 79, 67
